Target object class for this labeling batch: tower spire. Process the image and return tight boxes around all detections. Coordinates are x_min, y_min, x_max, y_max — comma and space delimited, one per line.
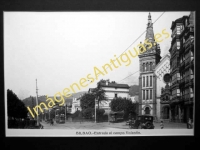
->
148, 12, 151, 24
145, 12, 154, 42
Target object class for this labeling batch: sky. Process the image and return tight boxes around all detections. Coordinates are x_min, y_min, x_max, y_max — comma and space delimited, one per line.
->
4, 11, 190, 99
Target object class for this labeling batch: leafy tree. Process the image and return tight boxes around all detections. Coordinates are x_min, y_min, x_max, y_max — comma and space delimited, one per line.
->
80, 93, 95, 110
71, 110, 81, 119
96, 109, 105, 120
92, 79, 108, 110
7, 89, 28, 120
82, 108, 94, 119
110, 97, 137, 120
91, 79, 108, 122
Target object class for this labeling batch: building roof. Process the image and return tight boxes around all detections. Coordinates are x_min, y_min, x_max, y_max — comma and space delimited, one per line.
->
88, 88, 95, 92
99, 82, 130, 88
155, 53, 170, 70
170, 15, 189, 30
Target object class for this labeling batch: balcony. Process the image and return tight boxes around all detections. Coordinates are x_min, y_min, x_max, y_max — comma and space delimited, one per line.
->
190, 78, 194, 86
191, 58, 194, 66
181, 95, 185, 101
190, 93, 194, 98
180, 61, 185, 67
184, 94, 190, 102
185, 78, 190, 83
179, 78, 185, 86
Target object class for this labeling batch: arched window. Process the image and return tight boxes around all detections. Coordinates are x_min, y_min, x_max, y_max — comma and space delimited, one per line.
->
146, 63, 148, 72
150, 62, 153, 71
146, 63, 149, 71
143, 63, 145, 72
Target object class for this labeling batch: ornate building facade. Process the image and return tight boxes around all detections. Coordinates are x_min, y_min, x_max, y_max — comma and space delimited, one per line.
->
169, 12, 194, 123
138, 13, 161, 118
154, 54, 170, 121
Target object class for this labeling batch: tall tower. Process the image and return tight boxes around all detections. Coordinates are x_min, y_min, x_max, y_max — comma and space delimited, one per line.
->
138, 13, 161, 118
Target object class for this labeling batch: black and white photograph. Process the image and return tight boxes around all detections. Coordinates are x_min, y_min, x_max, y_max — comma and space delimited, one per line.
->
4, 11, 195, 136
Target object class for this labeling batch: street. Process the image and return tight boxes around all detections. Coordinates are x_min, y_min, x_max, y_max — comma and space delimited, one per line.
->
40, 121, 188, 130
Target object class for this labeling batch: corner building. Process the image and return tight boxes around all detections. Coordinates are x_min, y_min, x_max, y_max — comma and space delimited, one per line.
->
169, 12, 194, 123
138, 13, 161, 118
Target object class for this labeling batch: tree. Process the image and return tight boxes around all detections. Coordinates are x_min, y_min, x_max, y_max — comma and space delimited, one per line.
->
7, 89, 28, 120
80, 93, 95, 110
92, 79, 108, 110
110, 97, 137, 120
91, 79, 108, 122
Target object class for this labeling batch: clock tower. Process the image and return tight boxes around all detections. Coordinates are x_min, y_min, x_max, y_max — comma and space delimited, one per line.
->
138, 13, 161, 119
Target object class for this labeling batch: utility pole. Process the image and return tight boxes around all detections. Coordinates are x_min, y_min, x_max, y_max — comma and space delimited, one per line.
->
36, 79, 39, 126
95, 97, 98, 123
65, 103, 66, 123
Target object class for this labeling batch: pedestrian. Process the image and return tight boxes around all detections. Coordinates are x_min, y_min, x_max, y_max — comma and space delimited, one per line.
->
160, 121, 164, 129
187, 118, 192, 129
50, 118, 54, 126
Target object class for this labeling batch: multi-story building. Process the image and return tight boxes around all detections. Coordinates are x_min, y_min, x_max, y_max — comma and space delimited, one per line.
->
138, 13, 161, 118
89, 80, 130, 112
169, 12, 194, 123
71, 97, 82, 113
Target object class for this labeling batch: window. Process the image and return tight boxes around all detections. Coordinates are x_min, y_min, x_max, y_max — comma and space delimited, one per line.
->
143, 90, 145, 100
146, 90, 148, 100
146, 63, 149, 71
183, 37, 185, 44
115, 94, 117, 98
190, 69, 194, 79
185, 19, 188, 26
143, 63, 145, 72
150, 62, 153, 71
143, 77, 145, 87
150, 90, 152, 99
150, 76, 152, 86
177, 26, 181, 34
177, 89, 180, 96
177, 41, 180, 49
147, 76, 149, 87
177, 73, 180, 81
